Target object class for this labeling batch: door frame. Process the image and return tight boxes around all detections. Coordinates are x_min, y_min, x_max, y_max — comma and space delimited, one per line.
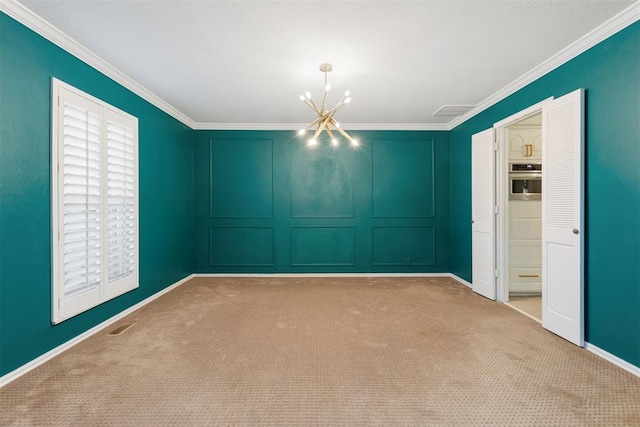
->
493, 98, 553, 303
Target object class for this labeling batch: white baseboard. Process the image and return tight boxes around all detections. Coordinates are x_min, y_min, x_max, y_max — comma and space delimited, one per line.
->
0, 274, 195, 388
585, 342, 640, 378
448, 273, 473, 288
193, 272, 454, 278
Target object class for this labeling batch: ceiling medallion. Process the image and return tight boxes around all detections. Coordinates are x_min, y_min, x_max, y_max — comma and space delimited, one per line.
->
298, 63, 358, 147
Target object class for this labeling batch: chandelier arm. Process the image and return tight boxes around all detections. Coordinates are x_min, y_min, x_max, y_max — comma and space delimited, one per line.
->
320, 90, 327, 114
331, 121, 353, 140
303, 99, 321, 114
323, 100, 348, 117
304, 115, 326, 130
312, 113, 335, 140
308, 98, 321, 114
325, 126, 336, 141
311, 122, 326, 141
336, 93, 348, 105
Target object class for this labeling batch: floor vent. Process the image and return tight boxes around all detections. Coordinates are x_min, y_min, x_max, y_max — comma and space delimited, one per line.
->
108, 322, 135, 335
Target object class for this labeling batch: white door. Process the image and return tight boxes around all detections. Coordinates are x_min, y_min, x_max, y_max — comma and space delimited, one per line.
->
541, 89, 584, 346
472, 128, 496, 300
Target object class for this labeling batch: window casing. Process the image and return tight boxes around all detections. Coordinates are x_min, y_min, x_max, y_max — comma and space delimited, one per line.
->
51, 78, 138, 324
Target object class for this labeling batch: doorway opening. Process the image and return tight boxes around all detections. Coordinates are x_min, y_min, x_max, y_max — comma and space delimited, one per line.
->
500, 112, 543, 322
493, 100, 550, 317
491, 99, 552, 323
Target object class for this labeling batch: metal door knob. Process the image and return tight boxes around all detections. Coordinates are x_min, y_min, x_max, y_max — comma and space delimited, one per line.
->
572, 228, 579, 235
471, 220, 475, 224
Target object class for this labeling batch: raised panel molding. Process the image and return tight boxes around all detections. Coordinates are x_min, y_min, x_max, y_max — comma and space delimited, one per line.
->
372, 227, 436, 266
372, 139, 435, 218
209, 138, 274, 218
209, 227, 274, 267
290, 227, 355, 266
290, 142, 355, 218
195, 130, 449, 274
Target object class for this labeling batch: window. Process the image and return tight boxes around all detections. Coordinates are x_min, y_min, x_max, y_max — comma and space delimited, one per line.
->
51, 78, 138, 324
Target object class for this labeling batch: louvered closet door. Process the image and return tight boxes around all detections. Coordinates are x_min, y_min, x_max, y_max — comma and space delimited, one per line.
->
542, 89, 584, 346
104, 108, 138, 299
56, 91, 103, 319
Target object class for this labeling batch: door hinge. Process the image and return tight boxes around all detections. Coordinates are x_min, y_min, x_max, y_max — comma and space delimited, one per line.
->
495, 269, 499, 278
494, 141, 499, 151
494, 205, 499, 215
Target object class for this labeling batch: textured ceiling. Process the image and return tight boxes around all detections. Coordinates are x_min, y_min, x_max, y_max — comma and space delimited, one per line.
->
16, 0, 636, 128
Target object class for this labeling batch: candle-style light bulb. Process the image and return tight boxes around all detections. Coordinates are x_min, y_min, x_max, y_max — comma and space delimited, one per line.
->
305, 91, 311, 99
298, 129, 306, 136
331, 138, 338, 146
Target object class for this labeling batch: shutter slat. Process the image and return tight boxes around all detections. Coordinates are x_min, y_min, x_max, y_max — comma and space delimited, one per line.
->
61, 102, 103, 299
106, 121, 136, 284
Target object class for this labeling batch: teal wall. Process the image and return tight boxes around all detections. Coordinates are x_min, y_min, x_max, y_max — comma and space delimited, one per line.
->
0, 13, 195, 376
1, 10, 638, 377
194, 131, 450, 273
449, 22, 640, 366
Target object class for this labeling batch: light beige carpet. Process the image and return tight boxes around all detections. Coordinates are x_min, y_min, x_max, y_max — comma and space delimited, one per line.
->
508, 295, 543, 321
1, 276, 638, 426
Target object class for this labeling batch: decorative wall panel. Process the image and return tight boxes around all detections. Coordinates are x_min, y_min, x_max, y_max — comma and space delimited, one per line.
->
372, 227, 435, 266
290, 142, 354, 218
372, 139, 435, 218
209, 227, 274, 266
210, 139, 273, 218
291, 227, 355, 266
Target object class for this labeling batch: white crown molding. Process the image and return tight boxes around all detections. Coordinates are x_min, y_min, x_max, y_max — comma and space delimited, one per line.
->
193, 123, 310, 131
448, 1, 640, 130
0, 0, 196, 129
2, 0, 637, 133
192, 122, 450, 131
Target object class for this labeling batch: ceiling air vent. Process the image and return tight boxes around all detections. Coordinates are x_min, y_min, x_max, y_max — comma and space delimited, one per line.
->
432, 105, 475, 117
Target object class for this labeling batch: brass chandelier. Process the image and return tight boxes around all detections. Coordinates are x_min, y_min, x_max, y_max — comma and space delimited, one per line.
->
298, 63, 358, 147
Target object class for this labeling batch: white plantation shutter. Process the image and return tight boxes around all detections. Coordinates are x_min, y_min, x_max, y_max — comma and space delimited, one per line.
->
105, 113, 137, 297
55, 94, 103, 319
52, 79, 138, 323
